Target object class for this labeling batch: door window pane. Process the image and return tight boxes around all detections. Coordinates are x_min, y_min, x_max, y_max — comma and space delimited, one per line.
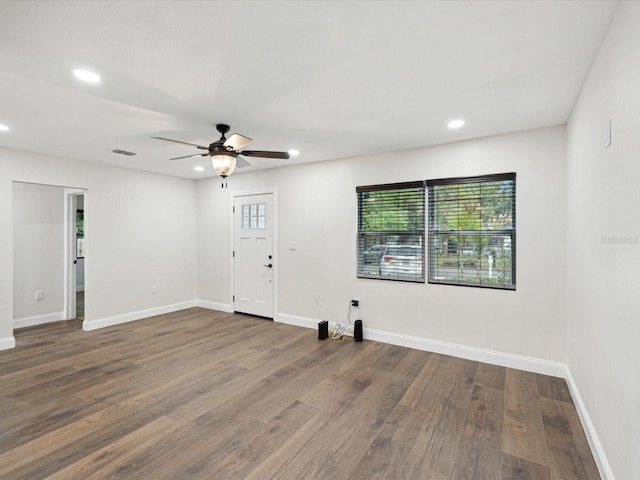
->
242, 203, 266, 229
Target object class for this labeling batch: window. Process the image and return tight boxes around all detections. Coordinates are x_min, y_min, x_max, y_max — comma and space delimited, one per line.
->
242, 203, 266, 229
356, 182, 425, 282
427, 173, 516, 289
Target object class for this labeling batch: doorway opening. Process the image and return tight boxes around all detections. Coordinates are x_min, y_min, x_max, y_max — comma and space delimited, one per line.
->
73, 194, 85, 321
11, 183, 87, 334
64, 189, 86, 324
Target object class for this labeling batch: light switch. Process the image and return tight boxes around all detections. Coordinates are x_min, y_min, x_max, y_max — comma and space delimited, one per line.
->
289, 242, 297, 251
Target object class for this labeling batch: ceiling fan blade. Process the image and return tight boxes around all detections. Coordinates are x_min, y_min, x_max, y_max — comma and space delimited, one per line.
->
240, 150, 290, 159
151, 136, 208, 150
170, 153, 209, 161
224, 133, 252, 151
236, 157, 252, 168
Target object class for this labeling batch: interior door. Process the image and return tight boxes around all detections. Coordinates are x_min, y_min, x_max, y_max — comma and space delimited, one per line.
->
233, 193, 274, 318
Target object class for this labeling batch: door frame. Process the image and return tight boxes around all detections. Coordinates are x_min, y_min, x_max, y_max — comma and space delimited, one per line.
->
230, 187, 278, 317
63, 188, 86, 321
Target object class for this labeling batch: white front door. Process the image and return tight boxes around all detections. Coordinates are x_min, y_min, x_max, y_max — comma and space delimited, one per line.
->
233, 193, 274, 318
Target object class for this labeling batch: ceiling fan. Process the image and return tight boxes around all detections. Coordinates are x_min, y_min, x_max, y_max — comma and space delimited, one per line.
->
152, 124, 290, 180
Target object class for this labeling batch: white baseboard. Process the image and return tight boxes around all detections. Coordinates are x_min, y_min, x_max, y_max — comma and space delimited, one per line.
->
366, 327, 567, 378
194, 300, 233, 313
275, 313, 319, 329
83, 301, 196, 331
0, 336, 16, 351
275, 312, 566, 378
565, 366, 614, 480
14, 311, 66, 329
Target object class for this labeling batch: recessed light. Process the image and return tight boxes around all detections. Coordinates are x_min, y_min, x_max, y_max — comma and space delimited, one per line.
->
0, 124, 10, 132
447, 119, 465, 129
73, 69, 101, 83
288, 149, 299, 156
194, 166, 205, 172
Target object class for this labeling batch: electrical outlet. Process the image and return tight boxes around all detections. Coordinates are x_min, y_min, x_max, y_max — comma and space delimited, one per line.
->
35, 290, 44, 301
351, 299, 359, 307
314, 292, 320, 301
152, 286, 157, 295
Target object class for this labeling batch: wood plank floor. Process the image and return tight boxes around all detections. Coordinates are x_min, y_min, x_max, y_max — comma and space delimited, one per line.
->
0, 308, 599, 479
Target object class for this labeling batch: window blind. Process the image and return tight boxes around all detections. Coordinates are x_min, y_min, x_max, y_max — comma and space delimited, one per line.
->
356, 181, 425, 282
427, 173, 516, 289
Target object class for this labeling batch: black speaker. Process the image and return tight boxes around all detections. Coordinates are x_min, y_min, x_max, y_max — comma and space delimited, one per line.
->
354, 320, 363, 342
318, 321, 328, 340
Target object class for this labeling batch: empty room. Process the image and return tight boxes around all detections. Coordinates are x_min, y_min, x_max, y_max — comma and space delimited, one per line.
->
0, 1, 637, 479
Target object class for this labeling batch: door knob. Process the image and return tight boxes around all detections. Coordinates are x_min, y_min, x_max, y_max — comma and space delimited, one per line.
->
264, 263, 273, 268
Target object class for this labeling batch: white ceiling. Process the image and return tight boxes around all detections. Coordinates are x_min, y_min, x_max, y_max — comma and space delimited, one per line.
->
0, 0, 618, 179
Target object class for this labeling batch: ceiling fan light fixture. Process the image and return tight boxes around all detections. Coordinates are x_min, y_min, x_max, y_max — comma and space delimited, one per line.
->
153, 124, 290, 181
211, 153, 237, 178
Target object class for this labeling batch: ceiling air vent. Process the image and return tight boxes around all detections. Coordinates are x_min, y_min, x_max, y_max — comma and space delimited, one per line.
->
112, 149, 136, 156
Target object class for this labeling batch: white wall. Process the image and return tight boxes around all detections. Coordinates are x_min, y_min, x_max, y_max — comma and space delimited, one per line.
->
566, 2, 640, 478
197, 126, 567, 365
0, 148, 198, 344
12, 182, 65, 324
